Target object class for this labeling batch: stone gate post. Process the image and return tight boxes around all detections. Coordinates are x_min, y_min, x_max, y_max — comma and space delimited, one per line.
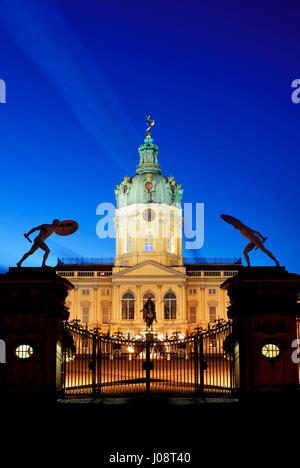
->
221, 267, 300, 399
0, 267, 73, 402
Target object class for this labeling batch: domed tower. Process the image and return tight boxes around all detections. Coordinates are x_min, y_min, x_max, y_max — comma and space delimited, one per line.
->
114, 119, 183, 267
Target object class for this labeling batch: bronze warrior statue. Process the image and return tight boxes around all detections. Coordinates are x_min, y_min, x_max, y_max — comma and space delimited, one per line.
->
221, 214, 279, 267
17, 219, 78, 267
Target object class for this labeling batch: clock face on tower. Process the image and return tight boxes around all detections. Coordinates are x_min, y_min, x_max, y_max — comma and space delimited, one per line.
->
145, 181, 153, 191
143, 208, 155, 222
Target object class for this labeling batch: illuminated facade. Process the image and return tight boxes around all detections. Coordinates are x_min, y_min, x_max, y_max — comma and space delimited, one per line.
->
56, 131, 241, 336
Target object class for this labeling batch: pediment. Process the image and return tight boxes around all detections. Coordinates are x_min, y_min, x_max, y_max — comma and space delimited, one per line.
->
112, 261, 186, 278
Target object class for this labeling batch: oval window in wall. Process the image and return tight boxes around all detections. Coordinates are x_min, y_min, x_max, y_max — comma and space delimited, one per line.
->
261, 343, 280, 359
15, 344, 34, 359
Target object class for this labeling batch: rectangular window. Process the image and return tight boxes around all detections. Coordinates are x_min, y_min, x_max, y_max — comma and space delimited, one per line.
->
81, 338, 89, 352
101, 289, 110, 296
209, 306, 217, 323
81, 289, 90, 296
144, 239, 154, 251
102, 306, 110, 324
189, 306, 197, 323
208, 289, 216, 295
122, 305, 134, 320
188, 289, 197, 295
209, 337, 217, 349
82, 306, 90, 324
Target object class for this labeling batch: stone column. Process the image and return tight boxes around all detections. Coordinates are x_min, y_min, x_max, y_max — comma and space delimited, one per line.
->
182, 283, 187, 323
93, 286, 98, 325
178, 284, 183, 321
200, 286, 206, 325
136, 284, 142, 327
157, 284, 162, 322
111, 284, 119, 321
73, 285, 79, 320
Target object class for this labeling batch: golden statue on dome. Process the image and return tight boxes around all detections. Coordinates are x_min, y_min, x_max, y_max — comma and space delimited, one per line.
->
146, 115, 155, 138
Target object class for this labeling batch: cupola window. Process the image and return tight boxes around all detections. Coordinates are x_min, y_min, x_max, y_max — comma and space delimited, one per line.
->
144, 232, 154, 251
125, 236, 131, 253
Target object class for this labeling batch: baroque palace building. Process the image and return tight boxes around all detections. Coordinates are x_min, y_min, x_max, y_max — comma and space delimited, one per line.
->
56, 128, 242, 337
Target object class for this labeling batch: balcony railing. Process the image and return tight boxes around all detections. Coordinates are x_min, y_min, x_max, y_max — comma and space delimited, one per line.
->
184, 257, 241, 265
57, 271, 112, 278
57, 258, 114, 265
58, 257, 241, 266
187, 270, 238, 277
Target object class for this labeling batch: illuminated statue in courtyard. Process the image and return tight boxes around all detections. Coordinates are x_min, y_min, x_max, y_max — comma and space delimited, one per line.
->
141, 297, 157, 331
221, 214, 279, 267
17, 219, 78, 267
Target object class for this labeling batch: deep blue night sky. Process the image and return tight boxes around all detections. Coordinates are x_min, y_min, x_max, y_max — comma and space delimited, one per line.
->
0, 0, 299, 272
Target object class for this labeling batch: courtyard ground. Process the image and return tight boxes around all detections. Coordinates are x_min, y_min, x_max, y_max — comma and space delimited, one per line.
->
1, 394, 299, 466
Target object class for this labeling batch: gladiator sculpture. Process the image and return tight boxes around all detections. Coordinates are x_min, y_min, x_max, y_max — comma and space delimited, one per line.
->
221, 214, 279, 267
17, 219, 78, 267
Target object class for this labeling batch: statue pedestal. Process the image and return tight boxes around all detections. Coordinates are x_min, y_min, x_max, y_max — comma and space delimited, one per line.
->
0, 267, 73, 403
221, 266, 300, 399
145, 330, 155, 341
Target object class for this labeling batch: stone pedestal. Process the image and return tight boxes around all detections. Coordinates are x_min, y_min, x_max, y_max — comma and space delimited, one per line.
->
0, 267, 73, 402
221, 267, 300, 398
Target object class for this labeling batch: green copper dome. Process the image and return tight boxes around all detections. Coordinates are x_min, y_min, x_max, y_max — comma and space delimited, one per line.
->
115, 136, 183, 209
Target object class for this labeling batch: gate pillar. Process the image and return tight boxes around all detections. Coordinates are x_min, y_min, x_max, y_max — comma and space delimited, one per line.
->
0, 267, 73, 403
221, 267, 300, 399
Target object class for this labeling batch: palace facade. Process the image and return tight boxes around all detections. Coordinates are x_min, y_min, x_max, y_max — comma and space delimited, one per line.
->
56, 130, 241, 337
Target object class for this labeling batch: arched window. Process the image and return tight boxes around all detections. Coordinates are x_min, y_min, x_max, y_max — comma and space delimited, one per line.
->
143, 292, 155, 304
122, 291, 135, 320
164, 291, 176, 320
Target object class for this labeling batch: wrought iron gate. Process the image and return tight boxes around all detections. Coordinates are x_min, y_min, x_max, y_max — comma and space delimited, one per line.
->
62, 321, 235, 397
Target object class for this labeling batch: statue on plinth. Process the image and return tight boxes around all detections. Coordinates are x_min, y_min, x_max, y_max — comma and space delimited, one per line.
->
141, 297, 157, 331
221, 214, 279, 267
17, 219, 78, 267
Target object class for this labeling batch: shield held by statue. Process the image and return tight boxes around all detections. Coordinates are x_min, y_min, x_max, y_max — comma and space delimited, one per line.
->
54, 220, 78, 236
